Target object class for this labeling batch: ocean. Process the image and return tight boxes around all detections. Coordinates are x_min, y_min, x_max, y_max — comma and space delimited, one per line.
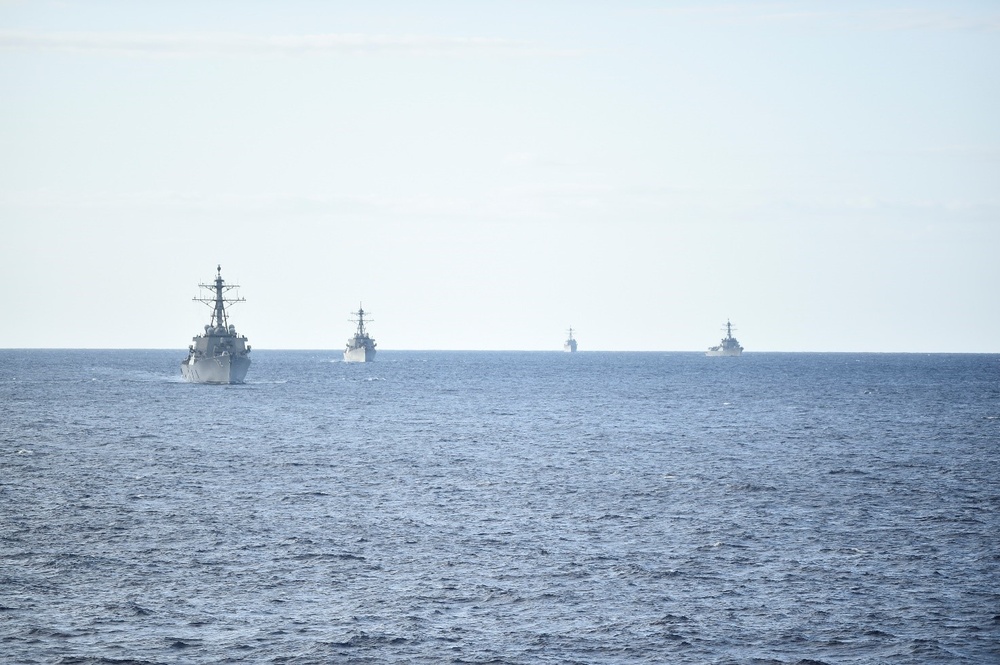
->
2, 350, 998, 664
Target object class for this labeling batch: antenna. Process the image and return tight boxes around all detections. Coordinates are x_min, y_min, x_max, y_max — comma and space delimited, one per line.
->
193, 265, 245, 330
350, 303, 373, 337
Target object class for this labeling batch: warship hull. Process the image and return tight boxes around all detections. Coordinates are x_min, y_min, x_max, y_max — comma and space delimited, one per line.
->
181, 354, 251, 383
706, 320, 743, 357
344, 345, 376, 363
343, 305, 376, 363
563, 328, 578, 352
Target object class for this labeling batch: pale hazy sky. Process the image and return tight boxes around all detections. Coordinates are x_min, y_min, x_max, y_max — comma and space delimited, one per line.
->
2, 1, 998, 351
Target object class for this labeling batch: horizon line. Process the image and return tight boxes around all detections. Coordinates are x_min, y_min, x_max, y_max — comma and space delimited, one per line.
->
0, 348, 996, 355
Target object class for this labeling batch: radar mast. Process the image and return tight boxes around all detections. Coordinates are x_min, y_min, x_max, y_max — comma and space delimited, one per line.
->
193, 264, 245, 330
350, 304, 373, 338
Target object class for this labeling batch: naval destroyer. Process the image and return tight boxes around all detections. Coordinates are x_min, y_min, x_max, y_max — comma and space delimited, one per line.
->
563, 327, 578, 353
344, 304, 376, 362
706, 320, 743, 357
181, 265, 251, 383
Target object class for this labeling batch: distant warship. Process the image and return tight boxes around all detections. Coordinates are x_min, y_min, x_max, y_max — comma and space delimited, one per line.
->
706, 320, 743, 357
563, 327, 578, 353
181, 265, 251, 383
344, 304, 376, 363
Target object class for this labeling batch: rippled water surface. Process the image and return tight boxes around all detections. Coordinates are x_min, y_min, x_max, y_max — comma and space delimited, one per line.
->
2, 350, 999, 663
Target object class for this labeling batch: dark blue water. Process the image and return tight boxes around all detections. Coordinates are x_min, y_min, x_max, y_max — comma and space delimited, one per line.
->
2, 350, 999, 664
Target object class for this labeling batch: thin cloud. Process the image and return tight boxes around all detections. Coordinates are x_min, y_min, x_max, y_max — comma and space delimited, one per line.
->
0, 189, 391, 218
0, 31, 580, 58
819, 8, 1000, 32
4, 184, 996, 227
648, 4, 1000, 32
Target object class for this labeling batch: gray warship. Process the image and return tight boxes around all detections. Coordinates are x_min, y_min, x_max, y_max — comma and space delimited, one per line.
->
563, 327, 578, 352
344, 304, 376, 363
706, 319, 743, 357
181, 265, 251, 383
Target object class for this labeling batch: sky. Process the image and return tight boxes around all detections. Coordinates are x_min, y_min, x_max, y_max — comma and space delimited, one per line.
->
1, 0, 998, 351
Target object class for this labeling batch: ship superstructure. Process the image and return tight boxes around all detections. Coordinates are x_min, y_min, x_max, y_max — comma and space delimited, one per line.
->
706, 319, 743, 357
181, 265, 251, 383
564, 327, 578, 353
344, 304, 376, 362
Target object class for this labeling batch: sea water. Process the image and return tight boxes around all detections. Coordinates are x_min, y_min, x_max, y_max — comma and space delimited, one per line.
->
2, 350, 998, 664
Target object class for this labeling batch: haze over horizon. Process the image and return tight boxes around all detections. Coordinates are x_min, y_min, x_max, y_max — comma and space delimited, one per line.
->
2, 1, 998, 353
